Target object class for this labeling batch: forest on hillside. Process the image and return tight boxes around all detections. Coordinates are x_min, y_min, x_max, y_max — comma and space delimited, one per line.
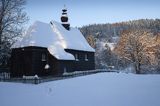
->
80, 19, 160, 73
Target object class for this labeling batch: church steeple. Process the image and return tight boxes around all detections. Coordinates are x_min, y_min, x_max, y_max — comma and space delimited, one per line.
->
61, 5, 70, 30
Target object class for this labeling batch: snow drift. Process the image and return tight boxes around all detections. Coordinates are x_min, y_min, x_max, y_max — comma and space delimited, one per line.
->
0, 73, 160, 106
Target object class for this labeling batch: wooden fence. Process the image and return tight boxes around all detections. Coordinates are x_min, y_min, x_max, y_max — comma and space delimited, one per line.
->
0, 69, 117, 84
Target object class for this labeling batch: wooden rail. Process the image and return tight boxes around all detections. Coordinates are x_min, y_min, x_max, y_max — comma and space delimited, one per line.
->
0, 69, 117, 84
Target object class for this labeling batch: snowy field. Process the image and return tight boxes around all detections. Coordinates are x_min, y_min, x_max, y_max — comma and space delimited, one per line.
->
0, 72, 160, 106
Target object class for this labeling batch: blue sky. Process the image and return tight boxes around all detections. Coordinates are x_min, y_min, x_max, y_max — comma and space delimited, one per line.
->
25, 0, 160, 27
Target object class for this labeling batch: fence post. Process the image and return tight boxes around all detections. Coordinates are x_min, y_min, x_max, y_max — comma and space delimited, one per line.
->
23, 75, 26, 83
34, 75, 39, 84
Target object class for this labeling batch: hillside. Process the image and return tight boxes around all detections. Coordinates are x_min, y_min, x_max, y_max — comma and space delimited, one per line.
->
80, 19, 160, 40
1, 72, 160, 106
80, 19, 160, 72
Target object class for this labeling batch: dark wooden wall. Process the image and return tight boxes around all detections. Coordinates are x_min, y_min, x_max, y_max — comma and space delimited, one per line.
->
10, 46, 95, 77
10, 46, 59, 77
65, 49, 95, 71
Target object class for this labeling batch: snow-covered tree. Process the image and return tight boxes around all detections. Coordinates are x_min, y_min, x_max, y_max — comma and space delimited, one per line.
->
80, 19, 160, 70
115, 29, 155, 73
0, 0, 28, 66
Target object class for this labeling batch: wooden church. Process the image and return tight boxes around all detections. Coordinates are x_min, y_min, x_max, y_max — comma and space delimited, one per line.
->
10, 7, 95, 77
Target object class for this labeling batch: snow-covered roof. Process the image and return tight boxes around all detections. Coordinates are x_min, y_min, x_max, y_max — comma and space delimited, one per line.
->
13, 21, 95, 60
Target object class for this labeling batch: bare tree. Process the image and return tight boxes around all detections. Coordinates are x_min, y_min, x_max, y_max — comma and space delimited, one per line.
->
0, 0, 28, 66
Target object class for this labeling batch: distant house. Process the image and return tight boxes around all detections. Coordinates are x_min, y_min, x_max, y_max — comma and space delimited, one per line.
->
10, 7, 95, 77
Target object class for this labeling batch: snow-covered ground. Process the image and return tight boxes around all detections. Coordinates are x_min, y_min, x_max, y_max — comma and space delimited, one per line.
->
1, 73, 160, 106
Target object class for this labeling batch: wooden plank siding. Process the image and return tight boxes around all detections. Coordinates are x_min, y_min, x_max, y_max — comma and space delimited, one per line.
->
65, 49, 95, 71
10, 46, 95, 77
